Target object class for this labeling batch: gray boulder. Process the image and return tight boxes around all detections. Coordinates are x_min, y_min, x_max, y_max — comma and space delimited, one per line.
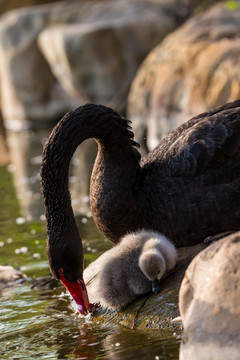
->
38, 0, 185, 112
179, 232, 240, 359
128, 2, 240, 153
0, 0, 190, 124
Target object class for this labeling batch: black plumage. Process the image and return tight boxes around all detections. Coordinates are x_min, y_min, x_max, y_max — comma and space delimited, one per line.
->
41, 99, 240, 283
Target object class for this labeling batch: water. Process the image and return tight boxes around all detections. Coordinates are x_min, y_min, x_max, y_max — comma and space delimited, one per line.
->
0, 165, 180, 359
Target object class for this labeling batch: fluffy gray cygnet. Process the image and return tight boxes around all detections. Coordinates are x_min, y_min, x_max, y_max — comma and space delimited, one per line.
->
84, 230, 178, 310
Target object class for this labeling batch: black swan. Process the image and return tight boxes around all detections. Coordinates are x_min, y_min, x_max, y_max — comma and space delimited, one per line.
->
84, 230, 177, 309
40, 99, 240, 314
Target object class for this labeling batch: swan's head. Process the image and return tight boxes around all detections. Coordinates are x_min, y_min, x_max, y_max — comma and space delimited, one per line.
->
139, 249, 166, 294
47, 235, 90, 315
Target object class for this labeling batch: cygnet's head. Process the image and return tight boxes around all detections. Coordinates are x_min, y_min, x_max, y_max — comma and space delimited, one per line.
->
139, 250, 166, 282
139, 249, 166, 294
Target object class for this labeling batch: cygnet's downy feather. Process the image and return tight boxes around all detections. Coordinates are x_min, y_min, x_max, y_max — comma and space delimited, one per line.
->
84, 230, 178, 310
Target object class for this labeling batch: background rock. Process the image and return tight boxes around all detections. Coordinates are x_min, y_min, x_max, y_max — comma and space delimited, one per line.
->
0, 1, 81, 124
0, 264, 25, 284
0, 0, 191, 124
179, 232, 240, 359
38, 0, 186, 112
0, 265, 26, 298
0, 0, 58, 15
128, 2, 240, 153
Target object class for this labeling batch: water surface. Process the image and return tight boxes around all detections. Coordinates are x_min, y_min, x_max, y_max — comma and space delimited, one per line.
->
0, 165, 180, 359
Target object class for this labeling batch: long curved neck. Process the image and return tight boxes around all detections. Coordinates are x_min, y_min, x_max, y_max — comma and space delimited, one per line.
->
41, 104, 141, 245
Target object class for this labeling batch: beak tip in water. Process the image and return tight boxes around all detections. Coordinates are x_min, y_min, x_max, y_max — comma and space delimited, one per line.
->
60, 274, 90, 315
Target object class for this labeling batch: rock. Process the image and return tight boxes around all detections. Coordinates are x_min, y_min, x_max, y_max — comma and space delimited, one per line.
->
0, 265, 25, 284
0, 0, 191, 124
84, 243, 207, 330
0, 265, 26, 297
179, 232, 240, 359
0, 0, 58, 16
0, 1, 82, 124
0, 265, 28, 301
128, 2, 240, 153
38, 0, 187, 112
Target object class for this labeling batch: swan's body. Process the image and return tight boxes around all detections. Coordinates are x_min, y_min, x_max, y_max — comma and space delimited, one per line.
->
84, 231, 177, 309
40, 100, 240, 313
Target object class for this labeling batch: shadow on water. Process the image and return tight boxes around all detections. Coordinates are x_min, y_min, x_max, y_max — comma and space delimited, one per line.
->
0, 165, 180, 359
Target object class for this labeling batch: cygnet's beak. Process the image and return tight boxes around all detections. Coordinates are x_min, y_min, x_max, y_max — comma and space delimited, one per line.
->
151, 279, 161, 294
60, 274, 90, 315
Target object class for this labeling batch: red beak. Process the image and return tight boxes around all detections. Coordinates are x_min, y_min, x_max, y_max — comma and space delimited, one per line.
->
60, 274, 90, 315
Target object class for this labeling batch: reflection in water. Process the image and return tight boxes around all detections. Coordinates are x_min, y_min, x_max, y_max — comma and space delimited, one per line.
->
60, 321, 180, 360
102, 329, 180, 360
71, 327, 100, 360
70, 139, 97, 215
6, 127, 96, 220
7, 128, 48, 219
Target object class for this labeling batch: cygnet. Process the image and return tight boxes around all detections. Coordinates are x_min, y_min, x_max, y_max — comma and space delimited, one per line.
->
84, 230, 178, 310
